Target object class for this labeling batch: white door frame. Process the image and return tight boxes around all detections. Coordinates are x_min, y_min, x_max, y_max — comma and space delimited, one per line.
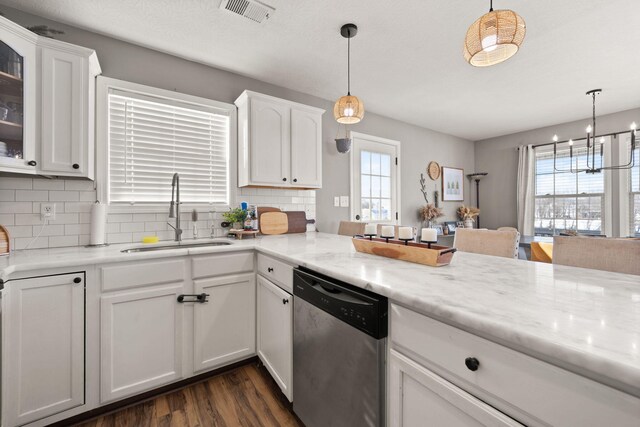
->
349, 131, 401, 223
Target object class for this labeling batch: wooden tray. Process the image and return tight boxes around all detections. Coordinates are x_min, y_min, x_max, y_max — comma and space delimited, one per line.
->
352, 236, 456, 267
229, 229, 259, 240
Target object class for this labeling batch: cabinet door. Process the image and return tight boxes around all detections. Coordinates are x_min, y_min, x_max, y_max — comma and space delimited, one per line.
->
249, 97, 290, 185
100, 284, 184, 403
389, 350, 523, 427
40, 47, 88, 176
2, 273, 85, 426
257, 275, 293, 401
290, 108, 322, 188
193, 273, 256, 372
0, 21, 37, 174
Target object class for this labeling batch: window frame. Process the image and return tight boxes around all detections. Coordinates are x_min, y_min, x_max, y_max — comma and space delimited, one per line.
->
96, 77, 237, 213
533, 139, 612, 236
349, 131, 401, 224
618, 132, 640, 237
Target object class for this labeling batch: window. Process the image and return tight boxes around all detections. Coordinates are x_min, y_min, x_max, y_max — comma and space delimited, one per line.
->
534, 139, 608, 235
350, 132, 400, 223
98, 77, 235, 208
625, 133, 640, 236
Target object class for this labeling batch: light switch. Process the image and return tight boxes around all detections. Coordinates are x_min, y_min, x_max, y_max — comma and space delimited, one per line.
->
334, 196, 340, 207
340, 196, 349, 207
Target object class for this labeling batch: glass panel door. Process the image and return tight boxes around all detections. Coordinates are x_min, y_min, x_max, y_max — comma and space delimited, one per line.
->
0, 41, 23, 161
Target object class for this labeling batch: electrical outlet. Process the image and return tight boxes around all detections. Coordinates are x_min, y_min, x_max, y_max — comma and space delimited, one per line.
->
340, 196, 349, 207
40, 203, 56, 221
334, 196, 340, 207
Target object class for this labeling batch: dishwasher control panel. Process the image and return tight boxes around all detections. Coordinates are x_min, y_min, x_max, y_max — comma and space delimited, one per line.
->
293, 268, 388, 339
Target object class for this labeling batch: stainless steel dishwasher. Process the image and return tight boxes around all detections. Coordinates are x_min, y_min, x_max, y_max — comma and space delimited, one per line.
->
293, 267, 388, 427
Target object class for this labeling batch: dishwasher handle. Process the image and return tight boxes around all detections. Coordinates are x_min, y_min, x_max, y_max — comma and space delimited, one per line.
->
298, 273, 373, 306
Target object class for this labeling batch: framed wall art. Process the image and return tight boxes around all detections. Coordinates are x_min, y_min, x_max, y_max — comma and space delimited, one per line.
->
441, 166, 464, 201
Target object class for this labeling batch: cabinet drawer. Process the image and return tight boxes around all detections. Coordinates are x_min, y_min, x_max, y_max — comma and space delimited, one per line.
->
257, 253, 293, 293
101, 259, 186, 292
391, 304, 640, 427
191, 251, 254, 279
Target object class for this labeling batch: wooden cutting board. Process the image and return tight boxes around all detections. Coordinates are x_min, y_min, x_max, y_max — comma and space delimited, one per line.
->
258, 207, 281, 234
285, 211, 316, 233
260, 212, 289, 235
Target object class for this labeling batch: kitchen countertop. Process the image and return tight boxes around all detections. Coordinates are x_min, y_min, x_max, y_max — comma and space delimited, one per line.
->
1, 232, 639, 398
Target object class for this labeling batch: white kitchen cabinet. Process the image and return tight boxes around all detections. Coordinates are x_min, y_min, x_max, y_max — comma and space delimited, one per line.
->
2, 272, 85, 426
100, 284, 184, 403
193, 272, 256, 372
236, 90, 324, 188
38, 39, 100, 178
290, 107, 322, 188
0, 16, 38, 174
257, 274, 293, 401
389, 349, 522, 427
0, 15, 101, 177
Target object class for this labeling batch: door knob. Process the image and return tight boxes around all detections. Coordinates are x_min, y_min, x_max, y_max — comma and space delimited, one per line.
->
267, 267, 274, 272
28, 160, 37, 166
282, 177, 287, 182
293, 178, 298, 182
73, 277, 82, 284
282, 298, 289, 304
72, 163, 80, 169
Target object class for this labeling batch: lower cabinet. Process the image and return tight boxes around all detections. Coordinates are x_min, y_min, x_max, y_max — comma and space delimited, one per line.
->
2, 273, 85, 426
389, 349, 522, 427
256, 274, 293, 401
193, 273, 256, 372
100, 284, 184, 403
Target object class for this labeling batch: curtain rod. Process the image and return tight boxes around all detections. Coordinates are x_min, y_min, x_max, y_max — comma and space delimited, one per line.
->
516, 128, 630, 150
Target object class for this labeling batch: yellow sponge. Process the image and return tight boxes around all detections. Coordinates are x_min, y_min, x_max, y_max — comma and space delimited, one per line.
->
142, 236, 159, 244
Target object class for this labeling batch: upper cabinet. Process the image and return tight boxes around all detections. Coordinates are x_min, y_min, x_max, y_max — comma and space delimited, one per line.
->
236, 90, 324, 189
0, 16, 101, 178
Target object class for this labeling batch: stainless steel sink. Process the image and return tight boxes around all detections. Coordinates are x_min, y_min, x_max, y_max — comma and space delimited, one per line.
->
121, 240, 233, 253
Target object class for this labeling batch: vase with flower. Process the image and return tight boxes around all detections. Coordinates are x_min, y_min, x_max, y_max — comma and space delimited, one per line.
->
457, 205, 480, 228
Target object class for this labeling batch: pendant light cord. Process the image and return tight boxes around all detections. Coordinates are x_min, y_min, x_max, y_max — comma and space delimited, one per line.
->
347, 29, 351, 96
489, 0, 493, 11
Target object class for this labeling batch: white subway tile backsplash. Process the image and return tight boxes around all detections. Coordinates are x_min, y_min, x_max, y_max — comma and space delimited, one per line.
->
0, 189, 15, 201
50, 191, 80, 202
65, 179, 95, 191
0, 176, 316, 249
32, 179, 64, 190
15, 190, 49, 202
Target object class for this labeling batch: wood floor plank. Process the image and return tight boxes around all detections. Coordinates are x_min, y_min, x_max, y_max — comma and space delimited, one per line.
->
73, 363, 302, 427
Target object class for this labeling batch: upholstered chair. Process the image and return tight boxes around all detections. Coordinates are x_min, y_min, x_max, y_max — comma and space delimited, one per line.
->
454, 228, 520, 259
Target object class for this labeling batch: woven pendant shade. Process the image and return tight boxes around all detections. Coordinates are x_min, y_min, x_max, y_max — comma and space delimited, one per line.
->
464, 9, 526, 67
334, 95, 364, 124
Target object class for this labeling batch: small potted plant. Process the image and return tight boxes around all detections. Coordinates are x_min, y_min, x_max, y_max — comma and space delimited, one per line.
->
222, 207, 248, 230
419, 203, 444, 228
457, 205, 480, 228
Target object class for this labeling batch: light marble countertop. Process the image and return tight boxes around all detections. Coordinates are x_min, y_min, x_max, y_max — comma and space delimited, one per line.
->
1, 232, 639, 397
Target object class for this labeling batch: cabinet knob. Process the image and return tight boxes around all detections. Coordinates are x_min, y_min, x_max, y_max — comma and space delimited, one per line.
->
282, 298, 289, 304
464, 357, 480, 372
293, 178, 298, 183
267, 267, 274, 273
282, 177, 287, 182
72, 163, 80, 169
73, 277, 82, 284
28, 160, 37, 166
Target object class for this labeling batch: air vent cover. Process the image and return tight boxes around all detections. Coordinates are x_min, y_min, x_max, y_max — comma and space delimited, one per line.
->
220, 0, 275, 23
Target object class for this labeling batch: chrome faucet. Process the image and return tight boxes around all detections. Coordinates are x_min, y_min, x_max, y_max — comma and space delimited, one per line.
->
167, 173, 182, 242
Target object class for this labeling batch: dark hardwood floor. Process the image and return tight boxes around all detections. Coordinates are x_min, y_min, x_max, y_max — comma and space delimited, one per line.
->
74, 362, 303, 427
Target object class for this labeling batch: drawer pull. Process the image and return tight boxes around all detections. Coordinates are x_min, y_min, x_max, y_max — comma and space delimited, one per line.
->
465, 357, 480, 372
282, 298, 289, 304
177, 293, 209, 303
73, 277, 82, 284
267, 267, 274, 272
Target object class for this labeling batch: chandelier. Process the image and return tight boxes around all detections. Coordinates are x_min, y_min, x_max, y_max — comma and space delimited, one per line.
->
553, 89, 637, 174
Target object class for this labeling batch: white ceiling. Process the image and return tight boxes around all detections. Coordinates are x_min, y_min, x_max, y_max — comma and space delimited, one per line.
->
1, 0, 639, 141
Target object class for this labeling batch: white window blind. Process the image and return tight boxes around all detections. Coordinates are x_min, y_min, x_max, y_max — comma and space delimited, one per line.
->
108, 89, 230, 205
534, 139, 606, 235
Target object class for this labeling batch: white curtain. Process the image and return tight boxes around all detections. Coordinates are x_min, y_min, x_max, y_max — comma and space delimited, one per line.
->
517, 144, 535, 236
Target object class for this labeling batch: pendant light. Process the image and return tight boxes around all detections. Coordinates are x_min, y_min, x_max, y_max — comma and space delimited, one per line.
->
334, 23, 364, 124
552, 89, 637, 174
463, 0, 526, 67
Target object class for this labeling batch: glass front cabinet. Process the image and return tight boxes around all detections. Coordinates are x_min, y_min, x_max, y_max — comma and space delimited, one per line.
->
0, 15, 101, 177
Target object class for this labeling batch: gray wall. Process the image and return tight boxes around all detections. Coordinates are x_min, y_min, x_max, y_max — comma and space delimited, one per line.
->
1, 6, 475, 234
475, 107, 640, 234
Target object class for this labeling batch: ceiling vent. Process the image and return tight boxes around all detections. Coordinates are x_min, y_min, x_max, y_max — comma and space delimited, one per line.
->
219, 0, 275, 23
